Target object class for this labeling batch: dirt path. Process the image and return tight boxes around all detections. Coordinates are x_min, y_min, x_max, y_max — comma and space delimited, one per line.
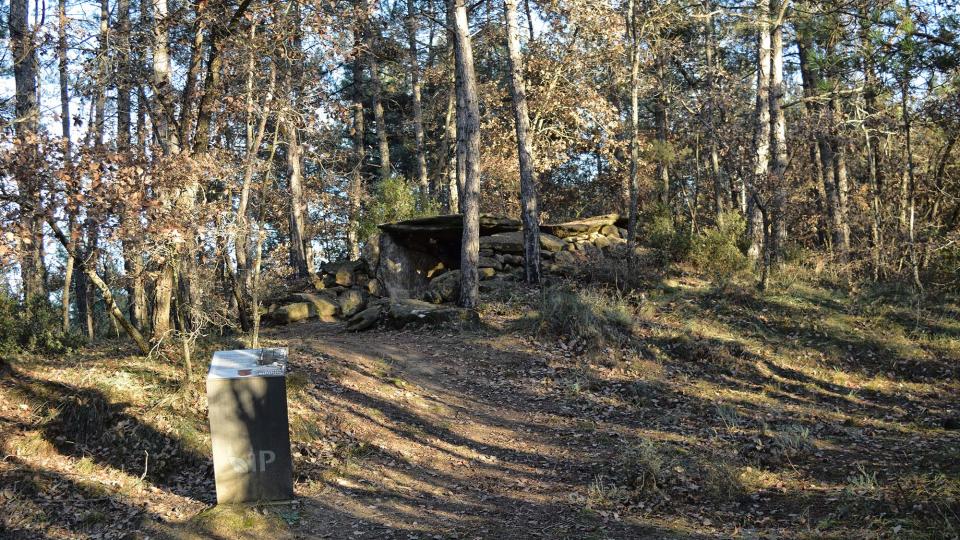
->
266, 320, 680, 539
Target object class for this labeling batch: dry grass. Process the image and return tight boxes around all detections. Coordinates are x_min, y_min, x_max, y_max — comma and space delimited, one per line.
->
0, 272, 957, 539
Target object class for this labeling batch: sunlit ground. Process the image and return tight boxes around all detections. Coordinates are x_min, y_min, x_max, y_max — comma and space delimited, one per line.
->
1, 274, 958, 539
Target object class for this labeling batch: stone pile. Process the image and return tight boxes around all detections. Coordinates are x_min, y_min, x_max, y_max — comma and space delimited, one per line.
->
264, 212, 631, 330
264, 259, 384, 325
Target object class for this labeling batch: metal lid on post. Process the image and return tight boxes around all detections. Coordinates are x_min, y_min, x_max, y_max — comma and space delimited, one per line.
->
208, 348, 288, 379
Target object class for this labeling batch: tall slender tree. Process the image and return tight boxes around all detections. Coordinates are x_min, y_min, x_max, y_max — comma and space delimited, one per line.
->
451, 0, 481, 308
504, 0, 542, 284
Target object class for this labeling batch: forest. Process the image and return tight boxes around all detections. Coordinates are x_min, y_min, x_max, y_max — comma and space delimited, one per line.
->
1, 0, 959, 537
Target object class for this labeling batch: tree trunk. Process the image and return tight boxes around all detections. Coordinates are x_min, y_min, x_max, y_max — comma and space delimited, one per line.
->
768, 0, 788, 264
451, 0, 481, 308
407, 0, 430, 202
285, 117, 312, 277
95, 0, 109, 148
704, 1, 728, 223
149, 0, 175, 339
654, 51, 670, 207
9, 0, 45, 301
348, 24, 366, 260
58, 0, 75, 330
117, 0, 132, 150
48, 219, 150, 354
748, 0, 771, 261
439, 84, 459, 213
625, 0, 641, 248
860, 14, 884, 280
900, 51, 922, 292
367, 4, 392, 183
504, 0, 542, 285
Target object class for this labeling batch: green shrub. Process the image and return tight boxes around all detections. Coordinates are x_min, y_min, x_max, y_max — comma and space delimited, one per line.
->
358, 176, 441, 241
690, 212, 750, 286
529, 285, 634, 349
645, 207, 691, 263
0, 294, 85, 355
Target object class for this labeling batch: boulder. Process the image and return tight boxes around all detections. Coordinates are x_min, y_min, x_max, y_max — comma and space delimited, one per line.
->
480, 231, 524, 253
426, 261, 446, 279
594, 236, 612, 249
542, 214, 619, 238
367, 278, 386, 297
479, 267, 497, 280
288, 292, 339, 321
554, 251, 576, 266
425, 270, 461, 304
361, 233, 381, 272
376, 232, 441, 299
600, 224, 620, 238
478, 256, 502, 270
270, 302, 315, 325
335, 268, 353, 287
480, 231, 568, 254
346, 305, 383, 332
501, 254, 523, 265
386, 299, 479, 328
378, 214, 521, 236
539, 233, 567, 253
338, 289, 368, 318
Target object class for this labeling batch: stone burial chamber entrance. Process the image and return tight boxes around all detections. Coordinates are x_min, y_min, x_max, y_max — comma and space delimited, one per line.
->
262, 212, 632, 331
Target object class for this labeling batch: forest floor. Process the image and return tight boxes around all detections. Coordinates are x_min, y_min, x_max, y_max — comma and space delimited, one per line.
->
1, 272, 959, 539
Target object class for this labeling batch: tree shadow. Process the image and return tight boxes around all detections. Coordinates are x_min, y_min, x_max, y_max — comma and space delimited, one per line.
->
1, 366, 213, 504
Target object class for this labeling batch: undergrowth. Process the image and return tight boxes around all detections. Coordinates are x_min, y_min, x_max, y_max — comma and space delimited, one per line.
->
526, 284, 635, 349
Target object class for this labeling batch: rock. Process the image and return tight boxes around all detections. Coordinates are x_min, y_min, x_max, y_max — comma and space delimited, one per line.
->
501, 254, 523, 265
426, 261, 446, 278
563, 243, 576, 252
542, 213, 619, 238
600, 224, 620, 238
335, 268, 353, 287
338, 289, 368, 318
594, 236, 612, 249
425, 270, 461, 304
321, 259, 365, 274
269, 302, 315, 324
478, 256, 502, 270
539, 233, 566, 253
480, 231, 568, 254
288, 292, 339, 321
554, 251, 576, 266
479, 267, 496, 280
362, 233, 381, 272
386, 299, 479, 328
480, 232, 524, 253
480, 249, 495, 258
322, 273, 336, 288
355, 273, 370, 289
346, 305, 383, 332
378, 214, 521, 236
376, 232, 441, 299
618, 227, 629, 239
367, 278, 386, 297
